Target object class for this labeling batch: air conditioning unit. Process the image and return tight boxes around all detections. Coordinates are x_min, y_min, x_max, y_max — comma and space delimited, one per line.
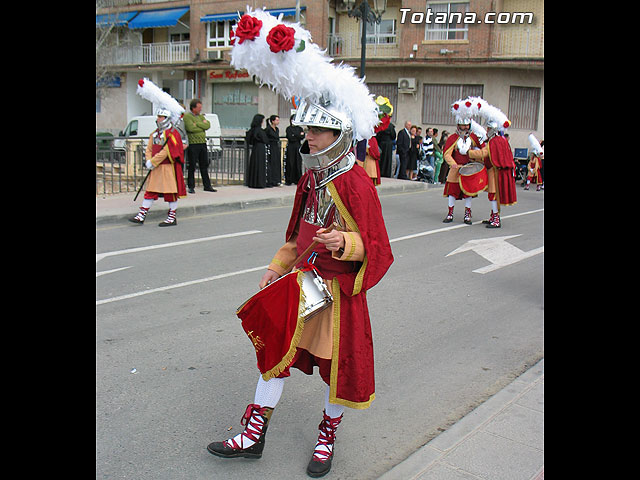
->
398, 77, 417, 93
207, 49, 223, 60
335, 0, 349, 13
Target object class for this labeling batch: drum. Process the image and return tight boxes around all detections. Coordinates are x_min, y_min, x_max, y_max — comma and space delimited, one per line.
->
458, 161, 488, 195
236, 266, 333, 379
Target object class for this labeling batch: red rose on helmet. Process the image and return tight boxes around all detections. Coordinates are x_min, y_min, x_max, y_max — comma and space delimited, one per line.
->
234, 15, 263, 44
266, 24, 296, 53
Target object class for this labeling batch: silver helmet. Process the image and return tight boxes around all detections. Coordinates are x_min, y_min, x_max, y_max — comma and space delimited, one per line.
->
155, 108, 173, 131
292, 99, 355, 171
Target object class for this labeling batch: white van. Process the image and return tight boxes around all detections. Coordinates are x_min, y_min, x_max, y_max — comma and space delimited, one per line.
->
114, 113, 221, 151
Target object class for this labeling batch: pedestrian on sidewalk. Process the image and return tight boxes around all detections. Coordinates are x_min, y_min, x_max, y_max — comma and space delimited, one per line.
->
184, 99, 216, 193
207, 10, 394, 478
246, 114, 269, 188
285, 114, 304, 185
265, 115, 282, 187
129, 78, 186, 226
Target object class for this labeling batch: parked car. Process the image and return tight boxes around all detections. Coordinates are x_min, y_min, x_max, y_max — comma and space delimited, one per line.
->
113, 113, 222, 152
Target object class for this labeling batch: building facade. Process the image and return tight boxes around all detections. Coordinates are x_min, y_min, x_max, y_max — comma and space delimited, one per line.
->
96, 0, 543, 149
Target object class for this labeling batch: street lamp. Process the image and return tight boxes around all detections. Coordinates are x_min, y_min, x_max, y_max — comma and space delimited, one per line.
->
345, 0, 387, 78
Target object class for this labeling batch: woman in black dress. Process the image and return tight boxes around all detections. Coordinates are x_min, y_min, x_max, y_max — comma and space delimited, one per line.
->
265, 115, 281, 187
246, 114, 269, 188
284, 114, 304, 185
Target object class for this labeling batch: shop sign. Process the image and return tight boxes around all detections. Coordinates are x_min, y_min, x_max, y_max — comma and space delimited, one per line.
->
207, 69, 250, 82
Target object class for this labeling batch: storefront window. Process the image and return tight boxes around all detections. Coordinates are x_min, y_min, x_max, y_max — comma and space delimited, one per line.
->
212, 83, 259, 129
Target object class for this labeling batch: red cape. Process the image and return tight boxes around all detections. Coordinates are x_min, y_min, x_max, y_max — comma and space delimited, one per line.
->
487, 135, 517, 206
157, 127, 187, 197
285, 165, 394, 408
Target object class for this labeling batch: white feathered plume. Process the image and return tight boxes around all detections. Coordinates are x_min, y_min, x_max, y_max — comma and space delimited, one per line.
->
136, 78, 185, 124
470, 119, 487, 142
229, 7, 379, 141
528, 133, 543, 155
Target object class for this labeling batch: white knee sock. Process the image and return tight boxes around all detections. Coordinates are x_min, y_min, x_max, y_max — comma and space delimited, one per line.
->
490, 200, 498, 213
225, 376, 284, 449
253, 375, 284, 408
142, 198, 154, 209
168, 201, 178, 211
324, 385, 345, 418
448, 195, 455, 208
464, 197, 472, 209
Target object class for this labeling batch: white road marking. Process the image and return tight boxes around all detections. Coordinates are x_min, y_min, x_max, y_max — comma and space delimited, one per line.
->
96, 230, 262, 263
96, 266, 132, 277
96, 209, 543, 306
446, 234, 544, 274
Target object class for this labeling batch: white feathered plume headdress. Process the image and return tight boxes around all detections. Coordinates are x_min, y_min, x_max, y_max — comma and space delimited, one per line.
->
229, 7, 379, 141
136, 78, 185, 125
470, 119, 487, 142
528, 133, 543, 155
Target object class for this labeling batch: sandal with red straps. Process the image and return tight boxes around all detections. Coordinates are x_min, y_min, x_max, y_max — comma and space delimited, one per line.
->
207, 404, 274, 459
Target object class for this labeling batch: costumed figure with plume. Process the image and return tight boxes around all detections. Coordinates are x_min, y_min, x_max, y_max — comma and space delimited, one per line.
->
206, 8, 393, 478
442, 99, 486, 224
128, 78, 186, 226
465, 96, 518, 228
525, 134, 544, 191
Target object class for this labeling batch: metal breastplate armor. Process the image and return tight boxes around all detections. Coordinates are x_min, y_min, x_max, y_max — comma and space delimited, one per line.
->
301, 151, 355, 228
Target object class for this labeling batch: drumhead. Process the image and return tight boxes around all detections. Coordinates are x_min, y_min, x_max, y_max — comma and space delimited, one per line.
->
459, 162, 485, 176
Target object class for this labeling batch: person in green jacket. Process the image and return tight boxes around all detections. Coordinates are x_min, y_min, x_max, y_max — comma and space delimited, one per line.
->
432, 128, 444, 184
184, 99, 216, 193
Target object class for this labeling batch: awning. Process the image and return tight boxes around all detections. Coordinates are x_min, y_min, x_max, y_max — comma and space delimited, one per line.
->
96, 11, 138, 27
200, 12, 241, 23
128, 7, 189, 29
200, 7, 306, 23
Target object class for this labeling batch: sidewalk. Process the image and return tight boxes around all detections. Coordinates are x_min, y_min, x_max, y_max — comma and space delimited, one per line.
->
378, 359, 544, 480
96, 176, 437, 226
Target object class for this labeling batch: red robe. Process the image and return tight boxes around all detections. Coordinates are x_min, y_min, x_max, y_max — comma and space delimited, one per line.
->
486, 135, 517, 207
146, 127, 187, 199
285, 165, 394, 408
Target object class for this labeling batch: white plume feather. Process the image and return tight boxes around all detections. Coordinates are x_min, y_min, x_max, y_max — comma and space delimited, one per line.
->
136, 78, 185, 124
230, 8, 379, 140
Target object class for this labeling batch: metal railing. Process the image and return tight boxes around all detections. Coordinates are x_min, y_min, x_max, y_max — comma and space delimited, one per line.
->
97, 41, 190, 66
96, 136, 250, 195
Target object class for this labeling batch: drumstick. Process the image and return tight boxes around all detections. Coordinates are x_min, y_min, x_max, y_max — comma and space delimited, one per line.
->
284, 223, 336, 275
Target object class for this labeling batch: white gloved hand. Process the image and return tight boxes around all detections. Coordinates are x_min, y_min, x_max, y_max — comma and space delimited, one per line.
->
145, 160, 154, 169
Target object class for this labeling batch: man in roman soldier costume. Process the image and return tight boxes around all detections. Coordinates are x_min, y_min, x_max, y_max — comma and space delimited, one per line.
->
206, 8, 394, 478
129, 78, 187, 226
525, 133, 544, 191
442, 100, 485, 224
465, 97, 518, 228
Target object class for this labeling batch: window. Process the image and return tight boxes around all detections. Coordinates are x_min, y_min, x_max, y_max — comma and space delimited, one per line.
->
212, 83, 258, 129
207, 20, 236, 49
508, 87, 540, 130
364, 19, 396, 44
422, 83, 483, 124
425, 1, 470, 41
170, 33, 190, 43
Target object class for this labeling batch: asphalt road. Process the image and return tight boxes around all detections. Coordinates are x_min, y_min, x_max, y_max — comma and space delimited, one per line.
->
96, 186, 544, 480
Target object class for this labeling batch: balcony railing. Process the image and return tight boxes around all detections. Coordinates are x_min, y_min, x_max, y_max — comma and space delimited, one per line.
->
491, 29, 543, 58
97, 41, 191, 66
327, 33, 399, 59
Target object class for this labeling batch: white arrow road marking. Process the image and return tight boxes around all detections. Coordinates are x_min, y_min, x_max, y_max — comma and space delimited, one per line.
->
96, 230, 262, 263
446, 234, 544, 274
96, 266, 132, 277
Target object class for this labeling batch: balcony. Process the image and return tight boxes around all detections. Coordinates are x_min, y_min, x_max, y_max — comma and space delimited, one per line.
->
491, 29, 543, 59
328, 33, 399, 59
97, 41, 191, 66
